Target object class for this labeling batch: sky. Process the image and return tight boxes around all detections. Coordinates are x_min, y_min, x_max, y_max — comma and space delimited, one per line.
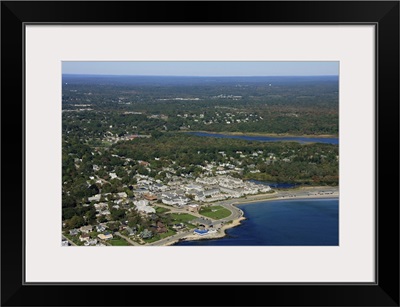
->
62, 61, 338, 77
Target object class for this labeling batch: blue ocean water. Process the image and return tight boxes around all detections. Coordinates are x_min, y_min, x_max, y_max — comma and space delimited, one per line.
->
175, 198, 339, 246
188, 132, 339, 145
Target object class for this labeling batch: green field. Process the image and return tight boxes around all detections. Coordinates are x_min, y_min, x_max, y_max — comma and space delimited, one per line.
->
108, 237, 130, 246
144, 229, 176, 243
199, 205, 231, 219
155, 206, 171, 214
169, 213, 197, 223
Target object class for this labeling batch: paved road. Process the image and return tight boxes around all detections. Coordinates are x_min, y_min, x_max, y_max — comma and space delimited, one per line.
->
115, 232, 141, 246
147, 231, 193, 246
214, 202, 243, 226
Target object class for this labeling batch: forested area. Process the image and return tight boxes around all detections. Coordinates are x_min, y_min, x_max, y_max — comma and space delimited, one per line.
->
63, 75, 339, 136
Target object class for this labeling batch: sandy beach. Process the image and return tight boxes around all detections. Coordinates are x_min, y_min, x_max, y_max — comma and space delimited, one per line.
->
230, 186, 338, 206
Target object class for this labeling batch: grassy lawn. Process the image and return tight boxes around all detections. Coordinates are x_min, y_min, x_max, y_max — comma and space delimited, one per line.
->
199, 205, 231, 219
169, 213, 197, 223
143, 229, 176, 243
108, 237, 130, 246
89, 231, 99, 239
185, 223, 196, 229
159, 229, 176, 239
155, 206, 171, 214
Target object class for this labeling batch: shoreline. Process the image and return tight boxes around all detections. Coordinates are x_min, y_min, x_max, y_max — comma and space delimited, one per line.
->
230, 190, 338, 206
189, 131, 338, 139
162, 186, 338, 246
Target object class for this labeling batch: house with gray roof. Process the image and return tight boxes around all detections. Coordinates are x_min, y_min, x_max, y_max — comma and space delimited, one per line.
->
79, 225, 93, 234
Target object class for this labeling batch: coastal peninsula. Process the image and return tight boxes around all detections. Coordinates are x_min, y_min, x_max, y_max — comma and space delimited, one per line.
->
150, 185, 339, 246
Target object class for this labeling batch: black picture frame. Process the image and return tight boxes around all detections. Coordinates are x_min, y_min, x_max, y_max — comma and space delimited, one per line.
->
1, 1, 399, 306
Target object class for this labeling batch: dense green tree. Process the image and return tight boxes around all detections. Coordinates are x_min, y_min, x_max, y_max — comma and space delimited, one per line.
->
85, 207, 97, 224
66, 215, 85, 229
110, 208, 126, 221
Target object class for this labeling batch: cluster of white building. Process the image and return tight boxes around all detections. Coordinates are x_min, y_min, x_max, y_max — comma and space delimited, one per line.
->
86, 174, 271, 222
184, 175, 271, 202
140, 175, 272, 206
161, 192, 190, 207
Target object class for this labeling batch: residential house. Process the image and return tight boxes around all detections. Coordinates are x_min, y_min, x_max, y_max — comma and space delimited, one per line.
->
184, 184, 203, 192
132, 188, 149, 195
162, 195, 190, 207
97, 232, 113, 240
172, 223, 185, 230
96, 209, 111, 217
258, 185, 272, 193
156, 221, 167, 234
109, 172, 118, 179
79, 233, 91, 242
218, 176, 244, 189
125, 226, 136, 236
80, 225, 93, 234
94, 202, 108, 211
153, 183, 168, 192
96, 225, 106, 232
194, 191, 205, 202
139, 229, 153, 239
219, 186, 243, 198
84, 239, 98, 246
242, 186, 258, 195
204, 188, 220, 197
144, 193, 157, 201
88, 194, 101, 202
134, 199, 156, 214
204, 194, 227, 202
187, 203, 200, 212
196, 177, 218, 185
192, 217, 213, 227
116, 192, 128, 199
69, 229, 79, 236
61, 238, 69, 246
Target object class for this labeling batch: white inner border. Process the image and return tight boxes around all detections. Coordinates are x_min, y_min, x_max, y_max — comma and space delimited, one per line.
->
25, 25, 375, 283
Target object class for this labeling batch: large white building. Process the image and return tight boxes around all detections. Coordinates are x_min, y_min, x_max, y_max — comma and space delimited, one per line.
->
218, 176, 244, 189
196, 177, 218, 185
133, 199, 155, 214
162, 195, 190, 207
219, 187, 243, 198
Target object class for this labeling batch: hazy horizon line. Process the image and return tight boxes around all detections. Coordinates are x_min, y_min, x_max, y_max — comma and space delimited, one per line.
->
62, 73, 339, 77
